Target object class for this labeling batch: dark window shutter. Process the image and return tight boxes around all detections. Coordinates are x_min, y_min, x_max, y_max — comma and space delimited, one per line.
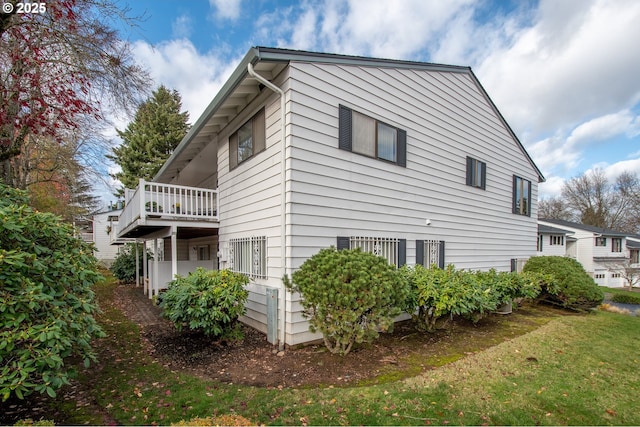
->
480, 161, 487, 190
438, 241, 445, 269
526, 180, 532, 217
466, 156, 473, 186
397, 129, 407, 167
416, 240, 424, 266
337, 236, 350, 250
338, 105, 352, 152
253, 108, 266, 154
512, 175, 518, 214
398, 239, 406, 266
510, 258, 517, 272
229, 133, 238, 170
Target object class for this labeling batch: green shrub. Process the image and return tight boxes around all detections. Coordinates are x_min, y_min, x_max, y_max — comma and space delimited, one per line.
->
523, 256, 604, 311
0, 184, 105, 401
110, 243, 150, 283
611, 293, 640, 305
160, 268, 249, 340
284, 248, 409, 355
402, 265, 547, 330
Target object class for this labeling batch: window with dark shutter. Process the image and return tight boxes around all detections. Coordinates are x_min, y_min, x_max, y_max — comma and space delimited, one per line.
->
336, 236, 405, 266
229, 108, 266, 170
338, 104, 406, 167
416, 240, 445, 268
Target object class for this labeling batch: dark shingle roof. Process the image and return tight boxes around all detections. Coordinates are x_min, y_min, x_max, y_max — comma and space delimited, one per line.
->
539, 218, 629, 237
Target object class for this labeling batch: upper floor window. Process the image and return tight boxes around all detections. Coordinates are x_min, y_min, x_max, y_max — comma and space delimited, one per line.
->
338, 105, 406, 167
512, 175, 531, 216
612, 238, 622, 252
595, 237, 607, 247
466, 157, 486, 189
550, 235, 564, 246
229, 108, 265, 170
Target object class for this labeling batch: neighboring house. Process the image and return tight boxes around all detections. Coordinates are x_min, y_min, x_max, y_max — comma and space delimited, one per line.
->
114, 47, 544, 346
537, 223, 574, 257
93, 208, 126, 267
538, 218, 634, 287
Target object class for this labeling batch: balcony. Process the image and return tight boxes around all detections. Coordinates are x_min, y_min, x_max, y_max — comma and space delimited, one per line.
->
117, 179, 219, 238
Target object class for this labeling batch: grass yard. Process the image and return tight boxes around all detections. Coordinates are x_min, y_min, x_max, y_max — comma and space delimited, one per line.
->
5, 273, 640, 425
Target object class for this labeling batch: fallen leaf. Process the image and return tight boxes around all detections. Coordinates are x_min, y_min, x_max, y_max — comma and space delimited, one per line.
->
606, 409, 617, 416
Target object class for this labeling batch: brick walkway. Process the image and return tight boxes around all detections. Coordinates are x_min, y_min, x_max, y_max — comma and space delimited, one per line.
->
116, 285, 168, 327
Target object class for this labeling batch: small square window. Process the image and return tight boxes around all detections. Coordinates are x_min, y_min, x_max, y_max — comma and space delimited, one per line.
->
595, 237, 607, 247
466, 157, 486, 189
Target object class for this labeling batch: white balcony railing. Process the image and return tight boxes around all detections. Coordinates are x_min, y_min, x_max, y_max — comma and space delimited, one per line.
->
118, 179, 219, 237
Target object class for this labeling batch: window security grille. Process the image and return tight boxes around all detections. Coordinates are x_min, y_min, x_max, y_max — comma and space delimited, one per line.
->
349, 236, 400, 266
229, 236, 266, 279
423, 240, 442, 268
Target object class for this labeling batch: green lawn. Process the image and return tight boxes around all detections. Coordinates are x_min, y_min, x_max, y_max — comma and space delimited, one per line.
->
29, 274, 640, 425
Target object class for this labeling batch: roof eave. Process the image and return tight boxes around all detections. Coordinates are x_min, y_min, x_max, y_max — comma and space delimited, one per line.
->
153, 47, 261, 181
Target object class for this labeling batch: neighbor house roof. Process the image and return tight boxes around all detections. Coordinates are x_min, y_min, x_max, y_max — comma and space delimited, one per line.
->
154, 46, 545, 184
539, 218, 629, 237
538, 223, 574, 235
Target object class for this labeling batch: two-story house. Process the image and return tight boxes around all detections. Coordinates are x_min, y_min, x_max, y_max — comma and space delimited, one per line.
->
538, 218, 634, 287
113, 47, 544, 347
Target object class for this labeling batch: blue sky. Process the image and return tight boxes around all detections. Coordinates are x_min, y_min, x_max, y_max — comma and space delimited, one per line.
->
100, 0, 640, 206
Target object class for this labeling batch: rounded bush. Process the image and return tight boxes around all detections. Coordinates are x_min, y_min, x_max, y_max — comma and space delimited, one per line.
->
160, 268, 249, 340
110, 243, 149, 283
610, 293, 640, 305
0, 184, 104, 401
285, 248, 409, 355
523, 256, 603, 311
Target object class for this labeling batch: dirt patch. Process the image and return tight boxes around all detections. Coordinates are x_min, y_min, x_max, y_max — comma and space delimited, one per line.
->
113, 285, 558, 388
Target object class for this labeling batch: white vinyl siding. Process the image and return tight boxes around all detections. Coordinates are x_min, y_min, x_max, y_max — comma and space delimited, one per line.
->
536, 233, 566, 257
287, 62, 539, 272
212, 74, 290, 339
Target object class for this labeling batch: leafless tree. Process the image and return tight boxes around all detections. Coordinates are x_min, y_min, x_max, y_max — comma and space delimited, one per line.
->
603, 258, 640, 290
561, 169, 640, 233
0, 0, 150, 187
538, 196, 574, 220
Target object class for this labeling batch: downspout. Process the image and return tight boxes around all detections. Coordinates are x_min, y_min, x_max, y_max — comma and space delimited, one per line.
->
247, 63, 287, 351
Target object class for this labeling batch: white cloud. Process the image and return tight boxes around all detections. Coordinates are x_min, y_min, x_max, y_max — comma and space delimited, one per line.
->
538, 175, 566, 199
594, 158, 640, 182
475, 0, 640, 139
257, 0, 475, 59
566, 110, 639, 149
527, 133, 582, 176
172, 14, 193, 39
209, 0, 242, 20
131, 39, 240, 120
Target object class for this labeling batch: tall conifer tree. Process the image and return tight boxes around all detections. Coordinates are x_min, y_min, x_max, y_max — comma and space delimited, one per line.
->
109, 85, 190, 196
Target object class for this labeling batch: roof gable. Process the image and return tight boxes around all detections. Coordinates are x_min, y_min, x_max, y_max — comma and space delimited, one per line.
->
154, 46, 544, 184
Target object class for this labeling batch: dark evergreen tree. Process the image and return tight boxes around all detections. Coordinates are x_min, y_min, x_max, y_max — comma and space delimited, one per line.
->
108, 85, 190, 196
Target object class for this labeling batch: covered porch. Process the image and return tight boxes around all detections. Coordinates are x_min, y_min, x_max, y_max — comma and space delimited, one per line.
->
114, 179, 220, 297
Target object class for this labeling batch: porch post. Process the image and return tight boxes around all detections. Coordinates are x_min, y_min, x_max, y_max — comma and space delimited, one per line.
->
135, 241, 140, 287
143, 240, 148, 295
153, 238, 159, 298
171, 226, 178, 281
